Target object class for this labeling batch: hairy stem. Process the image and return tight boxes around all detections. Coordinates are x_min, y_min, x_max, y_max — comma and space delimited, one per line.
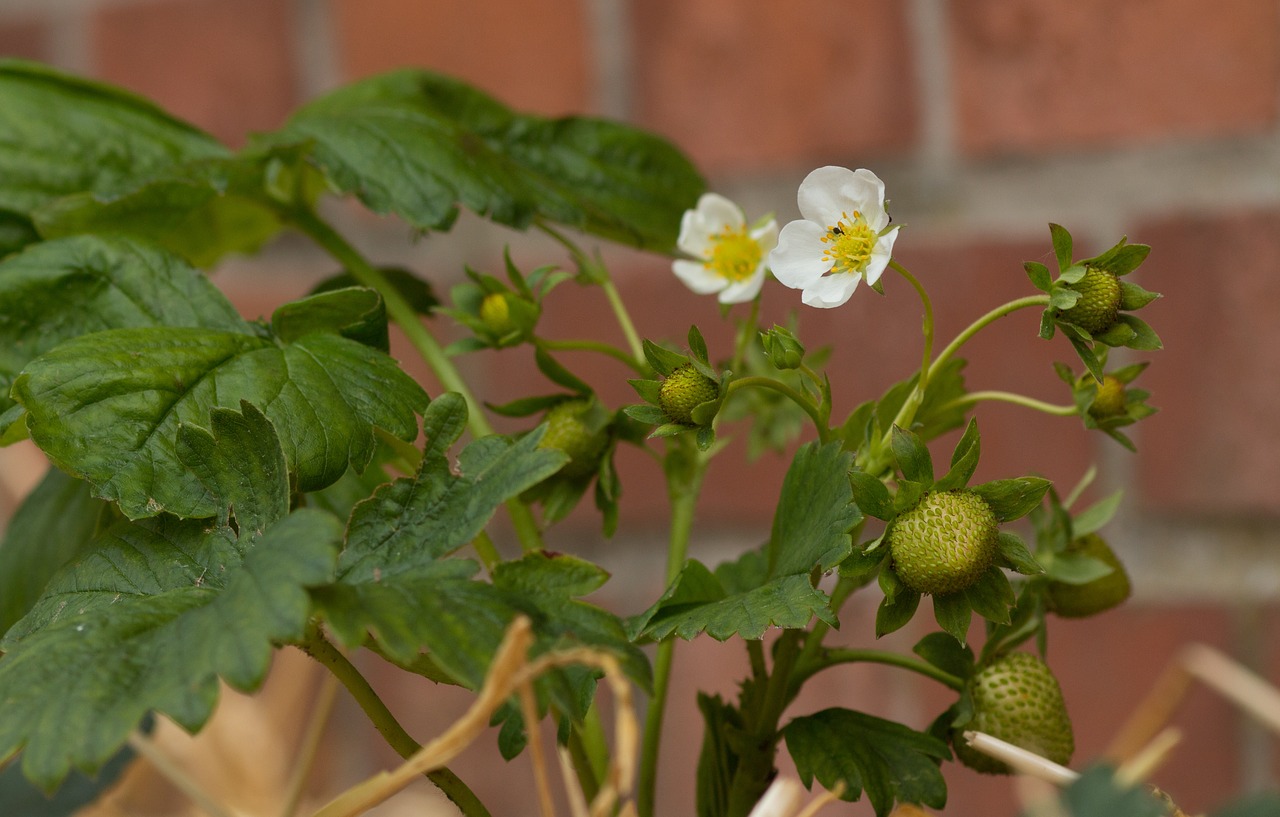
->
726, 376, 828, 442
939, 390, 1078, 417
931, 295, 1051, 377
790, 648, 965, 694
302, 633, 492, 817
536, 336, 647, 374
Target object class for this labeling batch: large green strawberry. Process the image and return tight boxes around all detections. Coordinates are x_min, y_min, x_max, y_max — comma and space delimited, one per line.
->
1047, 534, 1131, 618
953, 652, 1074, 775
1060, 266, 1122, 334
538, 399, 607, 479
887, 490, 999, 595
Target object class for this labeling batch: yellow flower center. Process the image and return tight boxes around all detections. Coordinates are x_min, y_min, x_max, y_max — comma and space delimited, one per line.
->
705, 225, 762, 283
820, 211, 877, 275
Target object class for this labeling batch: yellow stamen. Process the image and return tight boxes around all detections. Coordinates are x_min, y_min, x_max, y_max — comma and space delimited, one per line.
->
705, 225, 762, 283
820, 210, 877, 275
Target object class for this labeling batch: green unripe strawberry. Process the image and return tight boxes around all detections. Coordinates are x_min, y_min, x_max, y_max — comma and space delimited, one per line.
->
658, 364, 718, 426
538, 400, 607, 479
888, 490, 999, 596
478, 292, 517, 337
1046, 533, 1131, 618
953, 652, 1074, 775
1060, 266, 1121, 334
1088, 376, 1127, 419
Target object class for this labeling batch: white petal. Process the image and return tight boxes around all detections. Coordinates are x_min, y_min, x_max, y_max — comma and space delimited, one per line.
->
696, 192, 746, 229
863, 226, 901, 286
677, 193, 744, 256
747, 778, 805, 817
801, 272, 861, 308
749, 218, 779, 254
672, 259, 726, 294
676, 208, 714, 257
849, 168, 889, 228
796, 166, 860, 226
768, 220, 830, 288
718, 268, 765, 304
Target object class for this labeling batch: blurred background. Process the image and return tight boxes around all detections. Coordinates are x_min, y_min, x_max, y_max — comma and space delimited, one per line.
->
2, 0, 1280, 814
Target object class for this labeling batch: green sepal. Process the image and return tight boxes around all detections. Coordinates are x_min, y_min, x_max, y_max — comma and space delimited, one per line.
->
271, 286, 388, 351
995, 531, 1043, 575
1071, 490, 1123, 537
1044, 551, 1114, 585
642, 340, 686, 376
893, 480, 927, 515
1084, 238, 1150, 277
1118, 279, 1161, 311
890, 425, 933, 486
932, 591, 973, 644
311, 265, 439, 316
875, 568, 920, 638
695, 425, 716, 452
839, 544, 887, 589
1050, 287, 1082, 310
972, 477, 1052, 523
1038, 309, 1057, 341
486, 394, 567, 418
849, 469, 894, 520
935, 418, 980, 492
1067, 333, 1105, 382
1049, 223, 1073, 272
623, 402, 666, 426
963, 567, 1014, 624
535, 346, 592, 394
626, 378, 663, 406
687, 324, 710, 366
1024, 261, 1052, 293
1115, 314, 1162, 351
760, 325, 805, 370
912, 632, 975, 683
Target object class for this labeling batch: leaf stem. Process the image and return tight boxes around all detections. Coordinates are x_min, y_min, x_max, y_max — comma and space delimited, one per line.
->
301, 632, 493, 817
931, 295, 1051, 377
790, 648, 965, 693
726, 376, 828, 441
938, 390, 1078, 417
889, 259, 934, 395
730, 297, 762, 374
637, 441, 708, 817
289, 206, 545, 553
535, 336, 647, 375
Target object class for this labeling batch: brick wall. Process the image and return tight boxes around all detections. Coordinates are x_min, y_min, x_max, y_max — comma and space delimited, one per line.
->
3, 0, 1280, 814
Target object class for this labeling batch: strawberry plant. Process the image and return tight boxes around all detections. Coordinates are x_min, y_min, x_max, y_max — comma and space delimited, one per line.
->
0, 58, 1181, 816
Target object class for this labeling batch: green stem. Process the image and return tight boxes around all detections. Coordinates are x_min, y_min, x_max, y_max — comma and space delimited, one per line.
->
931, 295, 1051, 378
939, 390, 1078, 417
637, 443, 708, 817
471, 531, 502, 572
889, 259, 935, 395
601, 277, 646, 365
302, 633, 492, 817
726, 376, 827, 441
730, 297, 762, 374
535, 336, 647, 374
790, 648, 965, 694
289, 206, 545, 553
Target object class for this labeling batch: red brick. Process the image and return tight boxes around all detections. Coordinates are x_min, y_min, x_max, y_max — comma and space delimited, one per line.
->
0, 18, 50, 62
91, 0, 300, 147
630, 0, 918, 175
1134, 209, 1280, 514
330, 0, 592, 115
950, 0, 1280, 155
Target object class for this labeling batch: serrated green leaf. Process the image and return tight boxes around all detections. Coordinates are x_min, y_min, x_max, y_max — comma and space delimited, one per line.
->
0, 738, 137, 817
0, 509, 341, 791
933, 592, 973, 643
271, 286, 388, 351
783, 708, 949, 816
996, 531, 1044, 575
1049, 224, 1073, 272
913, 632, 974, 681
0, 235, 246, 416
14, 326, 427, 520
973, 477, 1052, 523
255, 70, 703, 250
0, 469, 107, 637
769, 442, 859, 576
936, 418, 980, 492
0, 60, 227, 218
174, 402, 288, 533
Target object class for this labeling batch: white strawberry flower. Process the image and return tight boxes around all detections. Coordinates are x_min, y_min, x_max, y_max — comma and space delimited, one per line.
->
769, 166, 900, 308
673, 193, 778, 304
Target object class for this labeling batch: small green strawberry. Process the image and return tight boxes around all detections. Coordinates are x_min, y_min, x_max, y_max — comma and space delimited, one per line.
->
953, 652, 1074, 775
1046, 533, 1131, 618
658, 364, 719, 426
538, 399, 607, 479
1060, 266, 1122, 335
478, 291, 517, 337
888, 490, 999, 596
1087, 376, 1127, 419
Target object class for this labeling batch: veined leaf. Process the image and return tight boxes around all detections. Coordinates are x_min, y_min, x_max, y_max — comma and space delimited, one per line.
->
783, 708, 949, 816
255, 69, 704, 250
0, 60, 226, 217
13, 326, 427, 520
0, 235, 246, 416
768, 441, 859, 577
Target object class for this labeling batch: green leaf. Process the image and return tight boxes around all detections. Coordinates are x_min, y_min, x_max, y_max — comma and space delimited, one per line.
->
1087, 240, 1150, 277
1044, 551, 1114, 585
1049, 223, 1073, 272
174, 402, 289, 532
935, 418, 981, 492
535, 346, 592, 394
312, 266, 439, 316
33, 152, 305, 268
839, 543, 887, 588
0, 60, 226, 217
1116, 314, 1162, 351
849, 469, 894, 520
890, 425, 933, 485
0, 739, 138, 817
996, 531, 1043, 575
687, 324, 710, 365
1024, 261, 1052, 292
0, 469, 107, 637
643, 340, 687, 376
972, 477, 1052, 523
14, 326, 427, 520
1054, 765, 1167, 817
768, 442, 859, 577
1071, 490, 1123, 537
933, 592, 973, 643
0, 235, 246, 415
0, 208, 38, 257
0, 508, 341, 791
963, 567, 1015, 624
783, 708, 949, 816
913, 632, 974, 682
628, 559, 833, 642
271, 286, 389, 351
256, 69, 704, 251
1212, 792, 1280, 817
1118, 280, 1161, 311
875, 569, 920, 638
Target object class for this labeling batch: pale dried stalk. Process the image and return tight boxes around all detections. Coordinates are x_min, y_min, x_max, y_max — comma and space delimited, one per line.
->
793, 781, 845, 817
960, 731, 1078, 786
126, 731, 239, 817
1104, 659, 1192, 764
556, 745, 591, 817
1181, 643, 1280, 733
309, 617, 640, 817
516, 675, 556, 817
1114, 727, 1181, 787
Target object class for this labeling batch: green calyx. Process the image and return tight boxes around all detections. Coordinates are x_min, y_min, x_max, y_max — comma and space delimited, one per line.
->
953, 652, 1074, 775
1047, 533, 1131, 618
538, 399, 607, 479
658, 364, 718, 426
888, 490, 998, 596
1060, 266, 1121, 334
